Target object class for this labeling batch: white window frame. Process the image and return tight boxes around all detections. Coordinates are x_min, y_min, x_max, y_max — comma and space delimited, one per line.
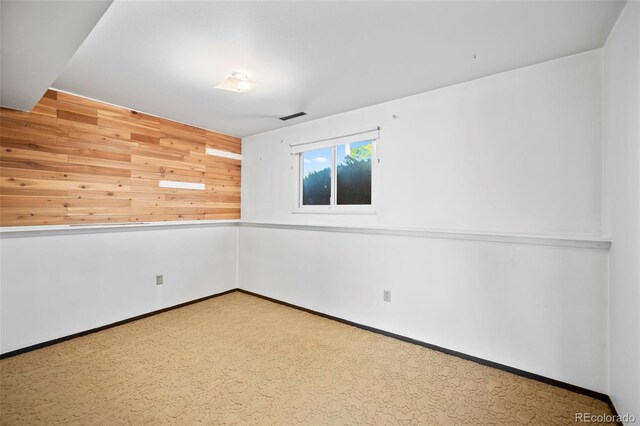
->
293, 138, 377, 215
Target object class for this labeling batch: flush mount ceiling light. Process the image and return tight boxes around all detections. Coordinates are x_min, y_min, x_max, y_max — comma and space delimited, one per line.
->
214, 72, 255, 93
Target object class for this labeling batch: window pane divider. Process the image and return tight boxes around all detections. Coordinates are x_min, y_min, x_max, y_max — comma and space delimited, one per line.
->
331, 146, 337, 206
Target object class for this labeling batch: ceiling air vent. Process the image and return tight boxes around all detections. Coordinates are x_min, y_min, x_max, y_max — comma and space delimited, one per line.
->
279, 112, 307, 121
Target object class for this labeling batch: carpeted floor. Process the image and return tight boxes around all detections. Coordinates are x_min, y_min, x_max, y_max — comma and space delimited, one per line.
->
1, 291, 613, 425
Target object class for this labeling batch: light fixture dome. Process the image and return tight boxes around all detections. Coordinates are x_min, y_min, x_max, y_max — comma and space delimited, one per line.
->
215, 72, 255, 93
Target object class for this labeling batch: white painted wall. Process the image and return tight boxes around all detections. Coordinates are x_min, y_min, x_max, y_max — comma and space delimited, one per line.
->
239, 50, 609, 392
242, 50, 603, 237
239, 225, 608, 392
603, 1, 640, 422
0, 224, 238, 353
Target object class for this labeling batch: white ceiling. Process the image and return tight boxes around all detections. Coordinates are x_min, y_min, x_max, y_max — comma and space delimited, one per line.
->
0, 0, 113, 111
48, 1, 626, 137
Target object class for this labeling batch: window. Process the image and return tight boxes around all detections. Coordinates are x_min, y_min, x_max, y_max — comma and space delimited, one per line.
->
302, 147, 333, 205
294, 128, 378, 213
336, 140, 372, 205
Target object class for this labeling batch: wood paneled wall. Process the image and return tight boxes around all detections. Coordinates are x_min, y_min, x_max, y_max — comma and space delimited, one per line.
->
0, 90, 241, 226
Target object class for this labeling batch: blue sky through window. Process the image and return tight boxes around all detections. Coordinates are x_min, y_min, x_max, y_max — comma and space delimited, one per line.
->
337, 140, 372, 166
302, 140, 373, 177
303, 147, 332, 177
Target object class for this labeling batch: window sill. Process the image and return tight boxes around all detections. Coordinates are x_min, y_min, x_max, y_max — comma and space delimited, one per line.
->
292, 209, 377, 215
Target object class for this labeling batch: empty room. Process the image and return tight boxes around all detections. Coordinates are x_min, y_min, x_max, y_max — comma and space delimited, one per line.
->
0, 0, 638, 424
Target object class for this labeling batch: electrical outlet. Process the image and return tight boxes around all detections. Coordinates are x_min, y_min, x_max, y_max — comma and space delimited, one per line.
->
156, 275, 163, 285
383, 289, 391, 302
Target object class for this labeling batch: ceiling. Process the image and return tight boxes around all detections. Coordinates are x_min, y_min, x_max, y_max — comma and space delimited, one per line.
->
8, 1, 628, 137
0, 0, 113, 111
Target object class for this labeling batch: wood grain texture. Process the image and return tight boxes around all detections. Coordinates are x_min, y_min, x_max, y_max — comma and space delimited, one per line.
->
0, 90, 241, 226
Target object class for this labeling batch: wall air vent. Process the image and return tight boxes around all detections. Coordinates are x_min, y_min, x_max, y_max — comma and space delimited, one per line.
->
279, 112, 307, 121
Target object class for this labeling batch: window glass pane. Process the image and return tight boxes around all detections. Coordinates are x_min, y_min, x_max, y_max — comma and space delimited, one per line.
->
337, 140, 372, 205
302, 147, 332, 205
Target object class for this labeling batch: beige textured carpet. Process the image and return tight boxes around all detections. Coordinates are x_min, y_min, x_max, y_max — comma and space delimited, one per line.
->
1, 292, 613, 425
